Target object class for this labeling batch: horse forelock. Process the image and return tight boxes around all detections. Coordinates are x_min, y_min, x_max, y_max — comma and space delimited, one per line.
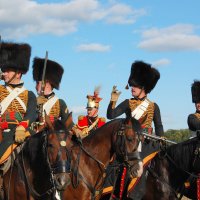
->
54, 120, 67, 132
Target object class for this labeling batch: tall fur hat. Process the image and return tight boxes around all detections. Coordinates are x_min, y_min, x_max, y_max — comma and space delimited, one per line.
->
128, 61, 160, 93
86, 86, 102, 109
0, 42, 31, 74
32, 57, 64, 90
191, 80, 200, 103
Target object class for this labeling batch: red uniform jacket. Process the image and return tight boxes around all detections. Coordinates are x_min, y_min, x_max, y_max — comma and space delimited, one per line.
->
77, 115, 106, 133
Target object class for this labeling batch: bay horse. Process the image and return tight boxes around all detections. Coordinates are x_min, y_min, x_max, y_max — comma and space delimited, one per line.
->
63, 117, 143, 200
1, 115, 72, 200
143, 135, 200, 200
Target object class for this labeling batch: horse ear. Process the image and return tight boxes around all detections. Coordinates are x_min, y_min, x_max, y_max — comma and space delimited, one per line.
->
44, 110, 54, 131
65, 112, 73, 130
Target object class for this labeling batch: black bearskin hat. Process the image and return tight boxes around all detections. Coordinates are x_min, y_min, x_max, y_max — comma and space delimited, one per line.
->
128, 61, 160, 94
32, 57, 64, 90
191, 80, 200, 103
0, 42, 31, 74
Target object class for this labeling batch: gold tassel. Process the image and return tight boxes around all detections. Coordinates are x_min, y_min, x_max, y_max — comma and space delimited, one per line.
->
125, 84, 129, 90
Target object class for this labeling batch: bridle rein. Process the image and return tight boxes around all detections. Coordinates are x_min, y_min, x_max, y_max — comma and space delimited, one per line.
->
20, 128, 71, 199
69, 118, 141, 200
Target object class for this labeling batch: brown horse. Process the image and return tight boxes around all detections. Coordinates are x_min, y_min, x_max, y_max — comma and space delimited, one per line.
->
1, 115, 72, 200
62, 117, 142, 200
142, 136, 200, 200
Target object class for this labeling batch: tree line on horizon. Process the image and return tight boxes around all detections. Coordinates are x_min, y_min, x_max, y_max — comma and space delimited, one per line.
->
164, 129, 191, 143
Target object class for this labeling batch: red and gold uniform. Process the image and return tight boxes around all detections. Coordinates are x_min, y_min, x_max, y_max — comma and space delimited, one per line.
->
76, 87, 106, 138
32, 57, 72, 132
77, 115, 106, 135
0, 42, 37, 159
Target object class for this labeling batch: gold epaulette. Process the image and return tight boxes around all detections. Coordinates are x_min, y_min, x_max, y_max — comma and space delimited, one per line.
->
78, 115, 84, 120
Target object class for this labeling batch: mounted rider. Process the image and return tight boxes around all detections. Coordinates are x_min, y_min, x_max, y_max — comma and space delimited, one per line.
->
76, 87, 106, 138
188, 80, 200, 138
103, 60, 164, 200
0, 41, 37, 198
32, 56, 73, 132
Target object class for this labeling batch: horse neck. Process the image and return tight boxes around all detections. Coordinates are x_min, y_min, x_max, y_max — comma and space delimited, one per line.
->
72, 121, 119, 169
158, 142, 194, 186
22, 135, 53, 191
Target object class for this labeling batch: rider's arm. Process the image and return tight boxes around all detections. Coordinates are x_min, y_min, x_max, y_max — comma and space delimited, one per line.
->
187, 114, 200, 131
153, 103, 164, 136
107, 99, 129, 119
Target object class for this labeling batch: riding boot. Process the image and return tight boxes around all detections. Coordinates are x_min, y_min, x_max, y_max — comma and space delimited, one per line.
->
0, 171, 4, 200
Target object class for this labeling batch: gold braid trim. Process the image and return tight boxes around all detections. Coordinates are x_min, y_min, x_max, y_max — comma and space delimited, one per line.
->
0, 85, 28, 115
129, 98, 155, 128
194, 113, 200, 120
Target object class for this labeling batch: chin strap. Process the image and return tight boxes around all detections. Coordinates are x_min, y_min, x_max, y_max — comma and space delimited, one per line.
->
6, 72, 17, 85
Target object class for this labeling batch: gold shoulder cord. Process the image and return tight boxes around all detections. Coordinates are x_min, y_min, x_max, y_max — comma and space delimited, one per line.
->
13, 91, 28, 122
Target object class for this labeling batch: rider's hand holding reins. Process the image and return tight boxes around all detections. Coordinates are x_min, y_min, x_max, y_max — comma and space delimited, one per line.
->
15, 125, 26, 143
110, 86, 121, 108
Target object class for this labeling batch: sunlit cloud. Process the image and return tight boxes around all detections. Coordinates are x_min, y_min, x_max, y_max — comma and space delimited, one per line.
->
76, 43, 111, 52
152, 59, 170, 67
138, 24, 200, 52
0, 0, 145, 39
71, 106, 85, 114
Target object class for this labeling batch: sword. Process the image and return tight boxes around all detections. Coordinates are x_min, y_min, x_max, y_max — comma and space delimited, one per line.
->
37, 51, 48, 126
141, 131, 177, 144
40, 51, 48, 96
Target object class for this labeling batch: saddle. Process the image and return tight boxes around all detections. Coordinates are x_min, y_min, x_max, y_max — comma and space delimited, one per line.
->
0, 131, 30, 168
102, 151, 158, 198
0, 144, 23, 176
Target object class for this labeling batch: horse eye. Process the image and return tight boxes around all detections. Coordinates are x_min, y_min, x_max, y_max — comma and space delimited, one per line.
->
127, 137, 133, 142
47, 143, 54, 148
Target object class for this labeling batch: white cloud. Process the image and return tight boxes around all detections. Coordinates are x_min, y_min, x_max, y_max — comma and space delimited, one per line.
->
0, 0, 144, 39
105, 3, 146, 24
76, 43, 111, 52
71, 105, 85, 114
138, 24, 200, 52
152, 59, 170, 67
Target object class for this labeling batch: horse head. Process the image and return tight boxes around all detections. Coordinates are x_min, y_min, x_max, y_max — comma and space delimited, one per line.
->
44, 112, 73, 191
114, 117, 143, 178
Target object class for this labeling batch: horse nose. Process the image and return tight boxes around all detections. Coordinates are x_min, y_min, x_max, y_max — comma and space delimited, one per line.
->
55, 173, 71, 190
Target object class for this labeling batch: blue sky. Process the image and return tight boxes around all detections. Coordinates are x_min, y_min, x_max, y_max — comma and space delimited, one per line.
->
1, 0, 200, 131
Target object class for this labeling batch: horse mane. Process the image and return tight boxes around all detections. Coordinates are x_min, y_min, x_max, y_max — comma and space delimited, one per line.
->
166, 137, 198, 170
85, 118, 123, 139
54, 119, 68, 132
130, 117, 142, 134
23, 131, 47, 167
